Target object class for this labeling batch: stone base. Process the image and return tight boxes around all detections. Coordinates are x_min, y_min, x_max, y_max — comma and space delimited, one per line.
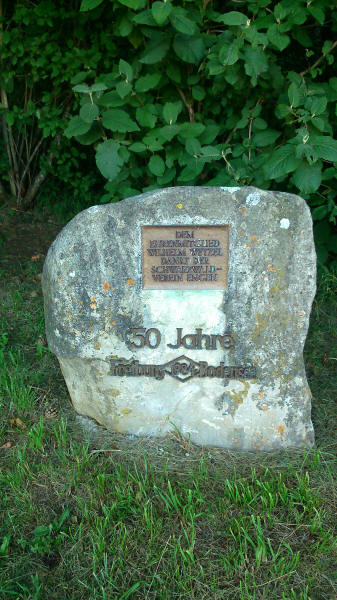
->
59, 356, 314, 451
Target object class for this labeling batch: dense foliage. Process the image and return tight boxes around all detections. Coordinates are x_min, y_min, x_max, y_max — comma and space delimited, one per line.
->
0, 0, 337, 268
0, 1, 106, 209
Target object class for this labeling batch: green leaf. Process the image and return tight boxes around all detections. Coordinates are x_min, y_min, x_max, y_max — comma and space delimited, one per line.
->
178, 162, 203, 181
267, 25, 290, 51
5, 113, 15, 127
192, 86, 206, 101
73, 84, 90, 94
288, 82, 302, 108
312, 205, 328, 220
33, 526, 50, 537
244, 25, 267, 47
0, 535, 10, 557
80, 103, 99, 123
136, 105, 157, 128
292, 162, 322, 193
98, 92, 126, 108
116, 81, 132, 98
119, 59, 133, 82
253, 130, 281, 147
292, 28, 312, 48
170, 10, 198, 35
199, 124, 220, 144
173, 34, 205, 64
149, 155, 165, 176
118, 0, 146, 8
157, 166, 176, 185
143, 133, 164, 150
71, 72, 89, 85
310, 136, 337, 162
96, 140, 124, 180
311, 117, 325, 132
163, 101, 182, 124
119, 582, 143, 600
308, 5, 325, 25
140, 34, 170, 64
133, 9, 156, 26
254, 118, 268, 130
135, 73, 162, 92
200, 146, 221, 161
80, 0, 104, 11
244, 47, 268, 84
275, 104, 292, 119
185, 138, 201, 155
179, 122, 205, 138
129, 142, 146, 152
90, 83, 108, 92
166, 63, 182, 83
264, 145, 301, 179
64, 116, 91, 138
119, 15, 133, 37
219, 40, 242, 66
322, 40, 333, 55
306, 96, 327, 116
159, 124, 180, 141
76, 123, 101, 145
217, 11, 249, 26
102, 109, 140, 133
152, 1, 172, 25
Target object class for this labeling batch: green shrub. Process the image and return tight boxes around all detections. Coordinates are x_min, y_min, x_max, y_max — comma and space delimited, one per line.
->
68, 0, 337, 270
1, 0, 336, 269
0, 0, 107, 208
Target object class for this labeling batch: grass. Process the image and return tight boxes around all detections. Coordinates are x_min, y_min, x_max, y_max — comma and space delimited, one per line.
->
0, 246, 337, 599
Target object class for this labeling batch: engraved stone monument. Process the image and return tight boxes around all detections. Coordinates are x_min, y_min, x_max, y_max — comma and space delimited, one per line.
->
43, 187, 316, 450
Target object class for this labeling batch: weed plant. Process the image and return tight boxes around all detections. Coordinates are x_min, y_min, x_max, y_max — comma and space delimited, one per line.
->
0, 251, 336, 599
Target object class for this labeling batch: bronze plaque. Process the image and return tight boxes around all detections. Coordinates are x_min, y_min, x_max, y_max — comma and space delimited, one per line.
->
142, 225, 229, 290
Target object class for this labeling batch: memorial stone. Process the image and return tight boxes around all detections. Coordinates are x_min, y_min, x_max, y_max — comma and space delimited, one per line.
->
42, 186, 316, 450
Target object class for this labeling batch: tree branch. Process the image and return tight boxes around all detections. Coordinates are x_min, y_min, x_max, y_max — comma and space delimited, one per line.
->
300, 40, 337, 77
176, 86, 195, 122
0, 0, 18, 198
22, 134, 61, 208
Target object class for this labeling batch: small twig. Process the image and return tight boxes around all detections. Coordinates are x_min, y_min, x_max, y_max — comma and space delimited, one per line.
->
0, 0, 20, 200
248, 117, 253, 161
224, 126, 238, 145
256, 571, 295, 587
301, 39, 337, 76
176, 86, 194, 122
88, 448, 122, 455
145, 536, 171, 599
19, 136, 44, 190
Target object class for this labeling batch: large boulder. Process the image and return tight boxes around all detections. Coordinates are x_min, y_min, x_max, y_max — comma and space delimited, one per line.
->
43, 186, 316, 450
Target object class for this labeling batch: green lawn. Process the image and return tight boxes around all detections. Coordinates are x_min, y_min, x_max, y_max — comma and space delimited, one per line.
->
0, 221, 336, 599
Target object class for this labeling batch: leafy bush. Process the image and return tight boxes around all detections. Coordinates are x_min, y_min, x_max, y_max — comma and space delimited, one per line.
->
66, 0, 337, 269
0, 0, 106, 207
1, 0, 336, 268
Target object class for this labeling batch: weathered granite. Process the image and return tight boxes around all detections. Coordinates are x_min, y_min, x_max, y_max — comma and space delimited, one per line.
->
42, 186, 316, 450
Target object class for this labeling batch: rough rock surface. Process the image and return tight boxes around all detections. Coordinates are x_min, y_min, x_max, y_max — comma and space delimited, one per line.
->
43, 187, 316, 450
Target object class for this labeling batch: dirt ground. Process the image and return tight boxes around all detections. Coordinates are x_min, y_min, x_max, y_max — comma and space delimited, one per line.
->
0, 206, 61, 269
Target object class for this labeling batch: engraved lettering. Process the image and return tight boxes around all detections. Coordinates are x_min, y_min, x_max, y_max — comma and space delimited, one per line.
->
176, 230, 195, 238
142, 225, 229, 290
110, 357, 256, 382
